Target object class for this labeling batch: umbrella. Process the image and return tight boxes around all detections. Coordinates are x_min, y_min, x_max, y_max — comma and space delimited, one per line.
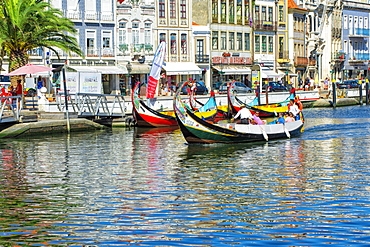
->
5, 64, 54, 76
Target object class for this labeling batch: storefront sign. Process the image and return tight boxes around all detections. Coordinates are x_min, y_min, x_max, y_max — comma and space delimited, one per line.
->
212, 57, 252, 65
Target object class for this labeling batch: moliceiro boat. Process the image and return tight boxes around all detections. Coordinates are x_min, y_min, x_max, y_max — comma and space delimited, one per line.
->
174, 82, 305, 144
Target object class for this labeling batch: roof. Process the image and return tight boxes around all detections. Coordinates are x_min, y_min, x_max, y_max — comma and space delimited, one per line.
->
288, 0, 308, 11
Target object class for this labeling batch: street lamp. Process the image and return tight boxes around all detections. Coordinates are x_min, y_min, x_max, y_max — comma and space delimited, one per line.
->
126, 61, 132, 95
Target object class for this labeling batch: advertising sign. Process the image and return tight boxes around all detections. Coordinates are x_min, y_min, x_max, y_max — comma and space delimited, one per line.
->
79, 72, 102, 94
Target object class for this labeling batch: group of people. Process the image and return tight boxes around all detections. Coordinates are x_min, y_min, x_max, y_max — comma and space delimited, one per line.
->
0, 79, 23, 109
231, 104, 266, 125
232, 96, 303, 125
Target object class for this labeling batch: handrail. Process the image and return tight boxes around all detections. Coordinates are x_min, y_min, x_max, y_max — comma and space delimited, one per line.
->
56, 92, 126, 118
0, 96, 22, 122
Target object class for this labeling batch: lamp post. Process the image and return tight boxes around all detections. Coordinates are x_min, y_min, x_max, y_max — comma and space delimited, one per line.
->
126, 61, 132, 95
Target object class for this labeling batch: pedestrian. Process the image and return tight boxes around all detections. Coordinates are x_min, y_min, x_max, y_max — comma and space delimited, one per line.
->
14, 79, 23, 109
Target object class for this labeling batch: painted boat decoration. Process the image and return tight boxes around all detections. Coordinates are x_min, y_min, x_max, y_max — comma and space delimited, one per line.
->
227, 81, 290, 117
174, 82, 304, 144
132, 81, 178, 127
132, 81, 223, 127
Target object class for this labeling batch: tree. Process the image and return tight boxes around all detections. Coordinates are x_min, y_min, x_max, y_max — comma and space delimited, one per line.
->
0, 0, 83, 75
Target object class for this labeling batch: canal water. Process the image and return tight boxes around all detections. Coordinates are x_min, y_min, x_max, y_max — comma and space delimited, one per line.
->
1, 105, 370, 246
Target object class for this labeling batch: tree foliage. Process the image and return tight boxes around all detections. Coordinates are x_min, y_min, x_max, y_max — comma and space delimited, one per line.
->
0, 0, 83, 72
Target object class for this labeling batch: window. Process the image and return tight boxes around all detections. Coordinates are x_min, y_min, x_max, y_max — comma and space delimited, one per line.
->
221, 0, 227, 23
86, 30, 96, 56
212, 0, 218, 22
244, 33, 250, 51
181, 34, 187, 54
237, 33, 242, 50
159, 0, 165, 18
365, 17, 368, 29
268, 7, 273, 22
132, 22, 139, 28
102, 31, 111, 48
255, 6, 259, 21
132, 29, 139, 44
229, 32, 235, 50
262, 6, 266, 21
160, 33, 166, 43
118, 29, 126, 45
170, 33, 177, 54
170, 0, 176, 18
229, 0, 234, 23
279, 37, 284, 56
268, 36, 273, 53
145, 30, 151, 44
221, 31, 227, 50
119, 22, 126, 28
145, 23, 151, 28
262, 36, 267, 52
245, 0, 250, 25
212, 31, 219, 49
180, 0, 186, 18
255, 35, 260, 52
196, 39, 204, 55
236, 0, 242, 24
279, 6, 283, 22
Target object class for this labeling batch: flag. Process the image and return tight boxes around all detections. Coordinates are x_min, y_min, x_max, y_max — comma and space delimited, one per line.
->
147, 41, 166, 98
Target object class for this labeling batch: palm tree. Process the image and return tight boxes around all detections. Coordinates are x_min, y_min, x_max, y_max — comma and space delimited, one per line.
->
0, 0, 83, 74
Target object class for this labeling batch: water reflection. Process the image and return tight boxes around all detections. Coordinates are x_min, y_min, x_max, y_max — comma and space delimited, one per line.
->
1, 106, 370, 245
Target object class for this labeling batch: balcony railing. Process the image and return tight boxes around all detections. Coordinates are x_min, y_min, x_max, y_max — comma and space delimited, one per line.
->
351, 53, 370, 61
278, 51, 289, 60
332, 52, 345, 61
195, 55, 210, 63
28, 48, 43, 56
351, 28, 370, 36
253, 20, 277, 31
294, 57, 308, 66
63, 10, 114, 22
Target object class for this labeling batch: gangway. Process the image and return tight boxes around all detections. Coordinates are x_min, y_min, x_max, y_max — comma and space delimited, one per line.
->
0, 96, 22, 129
56, 92, 126, 119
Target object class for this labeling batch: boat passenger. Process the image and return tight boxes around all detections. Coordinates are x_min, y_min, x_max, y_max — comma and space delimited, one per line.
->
276, 112, 286, 124
231, 104, 253, 124
252, 111, 266, 125
285, 112, 295, 123
289, 101, 301, 120
294, 96, 303, 111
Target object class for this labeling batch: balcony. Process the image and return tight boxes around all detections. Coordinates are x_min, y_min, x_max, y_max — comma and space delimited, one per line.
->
64, 10, 81, 20
332, 52, 345, 61
195, 55, 210, 63
28, 48, 43, 57
350, 53, 370, 61
277, 51, 289, 63
253, 20, 277, 31
349, 28, 370, 37
294, 57, 308, 66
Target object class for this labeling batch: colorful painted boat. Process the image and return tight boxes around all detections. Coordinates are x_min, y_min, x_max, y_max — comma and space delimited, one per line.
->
227, 81, 290, 117
132, 81, 223, 127
174, 82, 304, 144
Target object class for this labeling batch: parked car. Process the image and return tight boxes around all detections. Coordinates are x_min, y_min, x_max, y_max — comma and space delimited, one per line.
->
218, 82, 252, 94
336, 79, 360, 89
262, 81, 288, 92
181, 82, 208, 95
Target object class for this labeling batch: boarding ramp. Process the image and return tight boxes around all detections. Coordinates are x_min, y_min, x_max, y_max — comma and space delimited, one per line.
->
56, 92, 126, 119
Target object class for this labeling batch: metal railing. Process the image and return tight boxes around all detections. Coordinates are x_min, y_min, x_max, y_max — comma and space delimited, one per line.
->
56, 92, 126, 119
0, 96, 22, 123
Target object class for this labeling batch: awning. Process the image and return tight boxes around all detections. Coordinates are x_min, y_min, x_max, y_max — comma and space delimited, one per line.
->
213, 65, 251, 75
163, 62, 202, 75
68, 66, 127, 74
277, 69, 298, 77
130, 64, 150, 74
261, 68, 283, 79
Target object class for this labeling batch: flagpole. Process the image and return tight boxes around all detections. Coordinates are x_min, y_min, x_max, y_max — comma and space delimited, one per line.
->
62, 62, 70, 133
